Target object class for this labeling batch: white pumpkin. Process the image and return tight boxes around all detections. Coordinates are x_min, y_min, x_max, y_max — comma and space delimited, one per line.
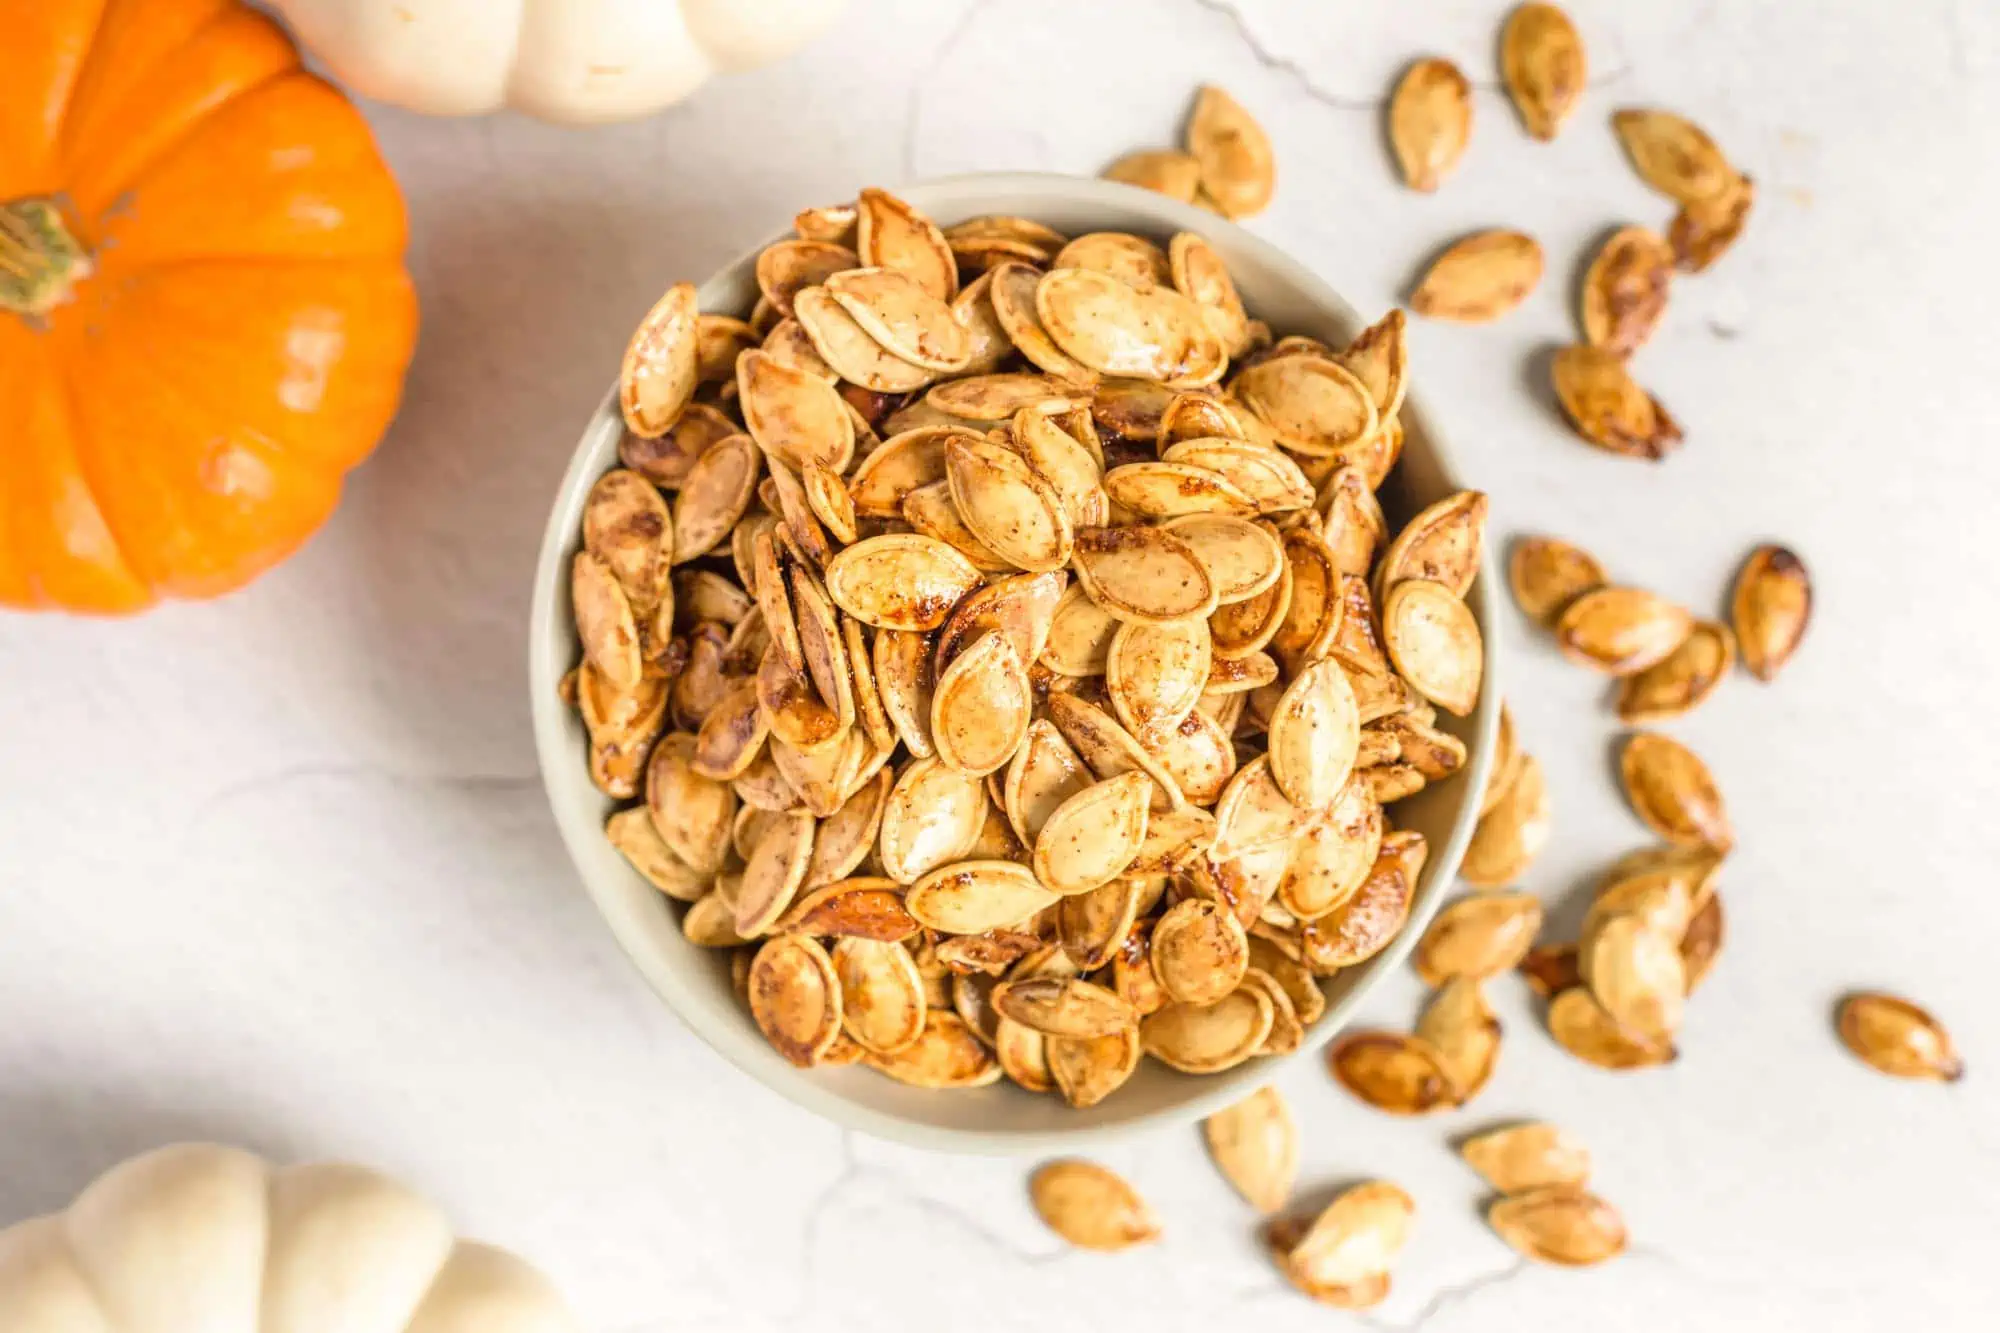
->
272, 0, 847, 123
0, 1144, 583, 1333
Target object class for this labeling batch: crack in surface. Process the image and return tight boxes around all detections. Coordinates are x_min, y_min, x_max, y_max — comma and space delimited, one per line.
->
1358, 1259, 1531, 1333
1193, 0, 1634, 107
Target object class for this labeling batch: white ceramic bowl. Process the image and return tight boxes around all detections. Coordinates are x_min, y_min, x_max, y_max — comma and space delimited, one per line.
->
529, 172, 1500, 1154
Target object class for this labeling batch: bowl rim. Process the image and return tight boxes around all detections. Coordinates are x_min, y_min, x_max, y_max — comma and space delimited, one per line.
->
528, 170, 1500, 1154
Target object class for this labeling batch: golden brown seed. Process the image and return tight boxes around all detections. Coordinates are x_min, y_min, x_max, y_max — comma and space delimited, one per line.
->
1549, 345, 1683, 461
1730, 543, 1811, 682
1277, 1180, 1415, 1303
1488, 1186, 1628, 1266
1409, 230, 1545, 323
1460, 752, 1550, 888
1579, 910, 1685, 1042
1554, 585, 1693, 676
1186, 85, 1276, 219
1619, 731, 1733, 851
1416, 976, 1501, 1104
747, 934, 843, 1067
1382, 579, 1484, 717
1389, 58, 1473, 192
1580, 225, 1674, 356
1612, 108, 1736, 203
1102, 149, 1203, 203
1670, 172, 1755, 272
1030, 1160, 1162, 1251
1617, 621, 1734, 723
1545, 986, 1676, 1070
1414, 892, 1544, 986
1508, 535, 1606, 625
1459, 1122, 1592, 1195
1203, 1086, 1298, 1215
1500, 3, 1587, 141
1326, 1030, 1453, 1114
1680, 891, 1725, 994
1836, 992, 1964, 1082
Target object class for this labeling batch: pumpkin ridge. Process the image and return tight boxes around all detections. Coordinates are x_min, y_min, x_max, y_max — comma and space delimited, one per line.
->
62, 14, 304, 234
51, 349, 176, 591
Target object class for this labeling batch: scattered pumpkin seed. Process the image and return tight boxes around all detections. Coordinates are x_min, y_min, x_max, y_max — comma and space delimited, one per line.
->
1030, 1160, 1162, 1251
1836, 992, 1964, 1082
1731, 543, 1811, 682
1500, 3, 1587, 140
1459, 1121, 1592, 1194
1410, 230, 1545, 323
1389, 58, 1473, 191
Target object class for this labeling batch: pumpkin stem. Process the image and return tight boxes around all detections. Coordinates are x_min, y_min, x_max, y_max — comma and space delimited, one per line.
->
0, 198, 92, 318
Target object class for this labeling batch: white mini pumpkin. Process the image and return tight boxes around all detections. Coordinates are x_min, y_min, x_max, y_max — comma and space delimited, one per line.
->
0, 1144, 583, 1333
272, 0, 846, 123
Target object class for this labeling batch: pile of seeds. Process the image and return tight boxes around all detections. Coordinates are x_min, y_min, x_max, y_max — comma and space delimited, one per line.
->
568, 184, 1492, 1106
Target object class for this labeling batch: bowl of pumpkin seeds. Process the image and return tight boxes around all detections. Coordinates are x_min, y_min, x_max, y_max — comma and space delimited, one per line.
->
529, 172, 1500, 1151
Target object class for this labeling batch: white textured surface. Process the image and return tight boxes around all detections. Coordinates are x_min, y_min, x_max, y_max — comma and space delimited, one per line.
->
2, 0, 1996, 1327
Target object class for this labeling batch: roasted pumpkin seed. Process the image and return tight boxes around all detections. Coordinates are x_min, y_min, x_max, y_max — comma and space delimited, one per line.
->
1410, 230, 1544, 323
1545, 986, 1676, 1070
1555, 585, 1693, 675
1731, 543, 1811, 682
1327, 1030, 1453, 1114
1030, 1160, 1161, 1251
1141, 985, 1273, 1073
1102, 149, 1203, 202
1383, 579, 1484, 716
1460, 753, 1551, 888
1418, 976, 1501, 1104
1619, 730, 1732, 851
930, 630, 1032, 776
1186, 85, 1275, 218
1501, 3, 1587, 140
1460, 1121, 1592, 1195
1031, 772, 1153, 896
1836, 992, 1964, 1082
1581, 225, 1674, 355
748, 934, 843, 1066
1550, 345, 1683, 460
906, 860, 1059, 936
620, 281, 700, 437
856, 187, 957, 301
1414, 892, 1544, 986
1488, 1186, 1628, 1266
1508, 534, 1606, 624
1203, 1086, 1297, 1214
1389, 58, 1473, 192
1612, 108, 1735, 203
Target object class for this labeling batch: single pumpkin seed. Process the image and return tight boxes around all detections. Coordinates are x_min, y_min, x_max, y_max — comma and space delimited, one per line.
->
1031, 771, 1154, 896
1555, 584, 1693, 675
1488, 1186, 1628, 1266
1546, 986, 1677, 1070
737, 348, 855, 473
1036, 267, 1226, 385
1616, 620, 1734, 723
906, 859, 1060, 935
1186, 85, 1276, 218
1836, 992, 1964, 1082
1460, 1121, 1592, 1195
1612, 108, 1735, 203
1151, 898, 1252, 1005
1048, 1026, 1143, 1107
1141, 985, 1274, 1073
606, 806, 709, 901
1265, 659, 1363, 809
1383, 579, 1484, 716
1414, 892, 1545, 986
1581, 225, 1674, 355
1460, 751, 1551, 888
855, 187, 957, 301
1410, 230, 1544, 323
832, 936, 928, 1054
1203, 1086, 1298, 1214
929, 630, 1032, 777
1670, 172, 1755, 272
1550, 344, 1683, 460
945, 433, 1074, 572
865, 1011, 1003, 1087
877, 755, 987, 883
748, 934, 843, 1066
1731, 543, 1811, 681
873, 628, 938, 757
1031, 1160, 1161, 1251
620, 281, 701, 437
1232, 355, 1378, 458
1327, 1030, 1453, 1114
822, 533, 981, 631
792, 285, 934, 393
991, 976, 1136, 1039
1071, 525, 1218, 625
1620, 731, 1734, 850
1508, 534, 1606, 624
1501, 3, 1587, 140
1389, 58, 1473, 191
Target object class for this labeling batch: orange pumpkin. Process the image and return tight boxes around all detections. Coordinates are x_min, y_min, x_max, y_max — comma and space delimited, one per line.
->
1, 0, 418, 613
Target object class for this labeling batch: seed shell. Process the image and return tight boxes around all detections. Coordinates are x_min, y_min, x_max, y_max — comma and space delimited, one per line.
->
1410, 230, 1544, 323
1731, 544, 1811, 682
1389, 58, 1472, 192
1836, 992, 1964, 1082
1030, 1161, 1162, 1251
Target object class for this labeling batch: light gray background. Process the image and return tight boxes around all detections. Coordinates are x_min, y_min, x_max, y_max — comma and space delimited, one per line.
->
2, 1, 1994, 1327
